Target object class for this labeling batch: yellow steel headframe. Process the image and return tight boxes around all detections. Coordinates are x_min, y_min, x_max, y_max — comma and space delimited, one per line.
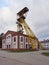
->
17, 7, 29, 16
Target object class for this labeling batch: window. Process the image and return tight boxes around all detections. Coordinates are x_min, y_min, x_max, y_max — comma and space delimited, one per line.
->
26, 44, 29, 49
9, 45, 10, 48
21, 36, 23, 42
26, 44, 27, 48
2, 40, 5, 44
14, 37, 16, 42
26, 37, 28, 42
7, 45, 8, 48
7, 36, 10, 39
3, 41, 5, 43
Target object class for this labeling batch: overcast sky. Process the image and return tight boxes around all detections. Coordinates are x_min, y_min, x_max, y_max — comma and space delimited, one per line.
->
0, 0, 49, 40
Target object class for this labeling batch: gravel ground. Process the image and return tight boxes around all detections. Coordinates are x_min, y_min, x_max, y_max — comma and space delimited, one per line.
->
0, 50, 49, 65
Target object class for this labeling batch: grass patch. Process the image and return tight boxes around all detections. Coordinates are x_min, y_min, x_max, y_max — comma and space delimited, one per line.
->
1, 49, 33, 53
8, 49, 33, 53
42, 52, 49, 56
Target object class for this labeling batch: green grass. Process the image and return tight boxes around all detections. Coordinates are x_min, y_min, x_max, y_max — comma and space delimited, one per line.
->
8, 49, 33, 53
42, 52, 49, 56
1, 49, 33, 53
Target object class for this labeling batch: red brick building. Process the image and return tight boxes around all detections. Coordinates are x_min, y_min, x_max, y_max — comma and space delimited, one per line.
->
2, 30, 29, 49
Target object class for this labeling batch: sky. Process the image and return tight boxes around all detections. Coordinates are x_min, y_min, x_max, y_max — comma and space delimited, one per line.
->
0, 0, 49, 41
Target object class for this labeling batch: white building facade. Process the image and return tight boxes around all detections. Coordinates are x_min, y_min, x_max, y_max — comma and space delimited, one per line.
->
2, 30, 29, 49
40, 40, 49, 49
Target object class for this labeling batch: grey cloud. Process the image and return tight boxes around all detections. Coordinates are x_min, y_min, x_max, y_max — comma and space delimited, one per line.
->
25, 0, 49, 40
0, 0, 49, 40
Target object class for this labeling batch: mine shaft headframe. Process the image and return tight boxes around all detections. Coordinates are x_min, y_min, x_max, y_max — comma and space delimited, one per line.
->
17, 7, 29, 17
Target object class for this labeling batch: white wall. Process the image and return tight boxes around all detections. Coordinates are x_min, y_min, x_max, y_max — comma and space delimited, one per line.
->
19, 36, 24, 48
6, 34, 12, 46
25, 37, 28, 44
47, 42, 49, 48
12, 36, 18, 49
2, 35, 18, 49
5, 34, 12, 49
2, 39, 6, 49
25, 37, 29, 49
41, 42, 49, 49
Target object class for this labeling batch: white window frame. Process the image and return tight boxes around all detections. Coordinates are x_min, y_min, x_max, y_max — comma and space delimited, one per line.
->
19, 36, 24, 48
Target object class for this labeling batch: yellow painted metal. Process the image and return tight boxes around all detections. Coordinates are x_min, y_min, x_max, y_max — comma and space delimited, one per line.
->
17, 7, 44, 50
17, 18, 38, 49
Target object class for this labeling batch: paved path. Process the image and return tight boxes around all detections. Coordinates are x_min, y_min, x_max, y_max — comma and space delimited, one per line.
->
0, 50, 49, 65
